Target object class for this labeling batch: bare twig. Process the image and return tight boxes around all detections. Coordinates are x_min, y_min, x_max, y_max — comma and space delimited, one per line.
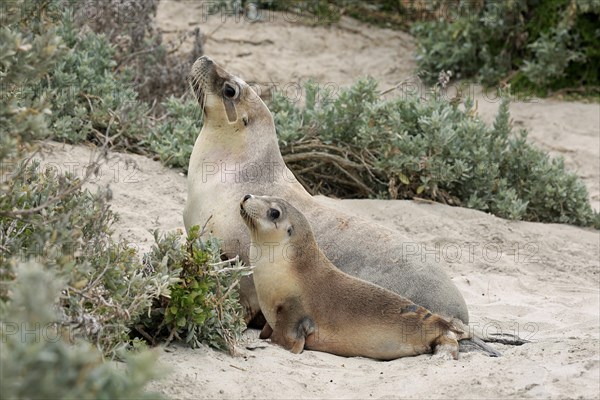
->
287, 141, 350, 154
332, 161, 374, 196
198, 215, 213, 237
117, 47, 160, 68
205, 22, 225, 40
209, 265, 254, 275
379, 76, 422, 96
294, 173, 316, 195
310, 172, 363, 193
283, 151, 366, 170
86, 260, 113, 291
135, 324, 157, 346
209, 256, 239, 268
164, 326, 178, 347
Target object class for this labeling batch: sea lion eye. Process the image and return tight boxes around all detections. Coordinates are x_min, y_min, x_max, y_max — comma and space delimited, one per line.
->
268, 208, 280, 220
223, 83, 237, 99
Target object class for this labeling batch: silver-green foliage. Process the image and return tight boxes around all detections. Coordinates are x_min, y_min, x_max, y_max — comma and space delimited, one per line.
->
140, 226, 248, 353
0, 1, 244, 397
41, 11, 152, 152
411, 1, 600, 95
270, 79, 599, 227
26, 3, 202, 167
0, 262, 162, 400
0, 161, 178, 356
0, 5, 65, 163
146, 96, 204, 172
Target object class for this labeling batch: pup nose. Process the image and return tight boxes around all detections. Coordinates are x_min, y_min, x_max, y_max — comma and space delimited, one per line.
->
242, 194, 252, 202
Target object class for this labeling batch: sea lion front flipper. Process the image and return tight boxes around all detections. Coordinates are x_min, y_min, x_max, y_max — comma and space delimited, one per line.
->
269, 308, 315, 354
270, 325, 305, 354
284, 316, 315, 354
289, 336, 306, 354
259, 322, 273, 339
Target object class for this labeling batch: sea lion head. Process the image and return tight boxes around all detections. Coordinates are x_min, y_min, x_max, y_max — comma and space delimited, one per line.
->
240, 194, 295, 242
240, 194, 316, 260
188, 56, 272, 130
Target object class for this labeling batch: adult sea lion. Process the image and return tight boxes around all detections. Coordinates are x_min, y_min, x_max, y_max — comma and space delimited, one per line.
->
183, 56, 469, 327
240, 194, 468, 360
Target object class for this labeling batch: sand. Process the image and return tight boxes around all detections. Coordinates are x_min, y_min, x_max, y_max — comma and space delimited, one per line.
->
38, 141, 599, 399
37, 1, 600, 398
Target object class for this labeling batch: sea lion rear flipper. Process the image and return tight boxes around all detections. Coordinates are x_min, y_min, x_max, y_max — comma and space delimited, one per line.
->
483, 332, 530, 346
269, 315, 315, 354
288, 317, 315, 354
458, 337, 502, 357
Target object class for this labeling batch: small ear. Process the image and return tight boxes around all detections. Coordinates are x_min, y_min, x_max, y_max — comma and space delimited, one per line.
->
242, 115, 249, 126
224, 98, 237, 123
287, 226, 294, 236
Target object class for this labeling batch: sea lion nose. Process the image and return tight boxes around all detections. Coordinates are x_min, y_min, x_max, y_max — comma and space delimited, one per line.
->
243, 194, 252, 202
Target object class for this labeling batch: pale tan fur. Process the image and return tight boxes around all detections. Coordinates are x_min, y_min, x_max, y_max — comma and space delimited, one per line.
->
184, 56, 469, 328
240, 195, 467, 360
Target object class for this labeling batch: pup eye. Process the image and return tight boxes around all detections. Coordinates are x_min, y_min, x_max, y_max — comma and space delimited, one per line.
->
287, 226, 293, 236
223, 83, 237, 99
268, 208, 280, 220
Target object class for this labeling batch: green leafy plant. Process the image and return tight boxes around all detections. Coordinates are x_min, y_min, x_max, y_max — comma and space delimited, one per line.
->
140, 226, 250, 353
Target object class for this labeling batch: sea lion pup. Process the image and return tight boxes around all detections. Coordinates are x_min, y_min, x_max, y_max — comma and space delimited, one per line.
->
240, 194, 470, 360
184, 56, 469, 330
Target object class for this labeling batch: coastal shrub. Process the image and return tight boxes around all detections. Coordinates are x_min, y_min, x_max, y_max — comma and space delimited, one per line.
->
139, 226, 249, 353
39, 10, 152, 153
1, 0, 168, 358
0, 262, 161, 400
146, 96, 204, 171
0, 1, 245, 397
0, 161, 245, 357
69, 0, 203, 103
15, 0, 594, 228
270, 79, 599, 227
0, 159, 179, 356
16, 0, 202, 153
412, 1, 600, 96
